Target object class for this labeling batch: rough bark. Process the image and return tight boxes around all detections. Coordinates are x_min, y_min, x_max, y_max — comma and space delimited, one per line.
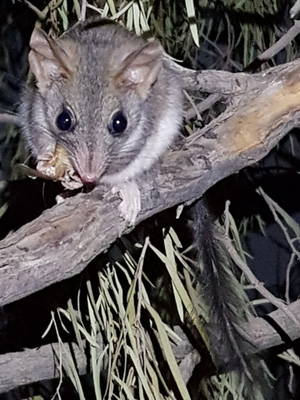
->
2, 59, 300, 306
0, 298, 299, 394
0, 342, 86, 393
0, 56, 299, 393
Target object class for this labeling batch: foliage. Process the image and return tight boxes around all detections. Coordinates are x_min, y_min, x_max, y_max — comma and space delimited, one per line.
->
51, 225, 257, 399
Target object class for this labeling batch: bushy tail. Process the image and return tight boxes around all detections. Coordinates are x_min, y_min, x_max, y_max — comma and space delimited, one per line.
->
192, 198, 271, 399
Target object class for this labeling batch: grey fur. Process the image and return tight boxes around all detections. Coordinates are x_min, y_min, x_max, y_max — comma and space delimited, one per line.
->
20, 20, 183, 188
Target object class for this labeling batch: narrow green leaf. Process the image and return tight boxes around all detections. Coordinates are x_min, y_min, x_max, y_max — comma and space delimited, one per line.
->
184, 0, 199, 46
145, 303, 192, 400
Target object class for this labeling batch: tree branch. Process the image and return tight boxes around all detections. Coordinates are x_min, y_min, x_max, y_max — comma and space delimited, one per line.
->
0, 113, 20, 126
2, 59, 300, 306
1, 299, 299, 394
0, 342, 86, 393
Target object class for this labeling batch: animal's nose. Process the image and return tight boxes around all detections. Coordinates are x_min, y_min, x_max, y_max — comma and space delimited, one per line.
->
79, 173, 97, 192
81, 173, 97, 183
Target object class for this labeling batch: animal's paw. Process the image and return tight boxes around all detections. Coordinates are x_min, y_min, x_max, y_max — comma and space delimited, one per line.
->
112, 181, 141, 226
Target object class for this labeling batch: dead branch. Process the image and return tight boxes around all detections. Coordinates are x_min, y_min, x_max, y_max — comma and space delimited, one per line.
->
0, 342, 86, 393
0, 299, 299, 394
246, 299, 300, 351
0, 113, 20, 126
245, 20, 300, 70
2, 59, 300, 306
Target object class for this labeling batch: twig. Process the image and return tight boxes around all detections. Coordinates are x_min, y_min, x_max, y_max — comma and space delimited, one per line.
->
184, 93, 222, 120
0, 113, 20, 126
258, 188, 300, 261
23, 0, 49, 19
290, 1, 300, 18
183, 90, 202, 121
86, 3, 103, 15
222, 233, 300, 329
23, 0, 64, 20
51, 312, 63, 400
134, 237, 149, 322
285, 253, 296, 304
257, 187, 300, 306
245, 20, 300, 70
79, 0, 87, 21
259, 21, 300, 59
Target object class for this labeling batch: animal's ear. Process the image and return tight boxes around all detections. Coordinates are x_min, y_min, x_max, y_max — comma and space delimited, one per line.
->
28, 27, 78, 93
113, 41, 163, 99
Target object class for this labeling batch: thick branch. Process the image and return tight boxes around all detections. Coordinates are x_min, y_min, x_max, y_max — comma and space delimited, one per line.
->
0, 342, 86, 393
0, 299, 299, 394
2, 59, 300, 305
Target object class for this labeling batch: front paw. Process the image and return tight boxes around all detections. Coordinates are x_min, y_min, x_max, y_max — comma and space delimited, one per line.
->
111, 181, 141, 226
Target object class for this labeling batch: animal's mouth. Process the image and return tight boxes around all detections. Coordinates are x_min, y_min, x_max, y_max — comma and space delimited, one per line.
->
82, 181, 96, 193
33, 144, 105, 193
33, 145, 83, 190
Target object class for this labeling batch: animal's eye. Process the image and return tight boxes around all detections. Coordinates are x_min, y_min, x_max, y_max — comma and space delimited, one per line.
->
108, 111, 127, 136
56, 108, 73, 131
